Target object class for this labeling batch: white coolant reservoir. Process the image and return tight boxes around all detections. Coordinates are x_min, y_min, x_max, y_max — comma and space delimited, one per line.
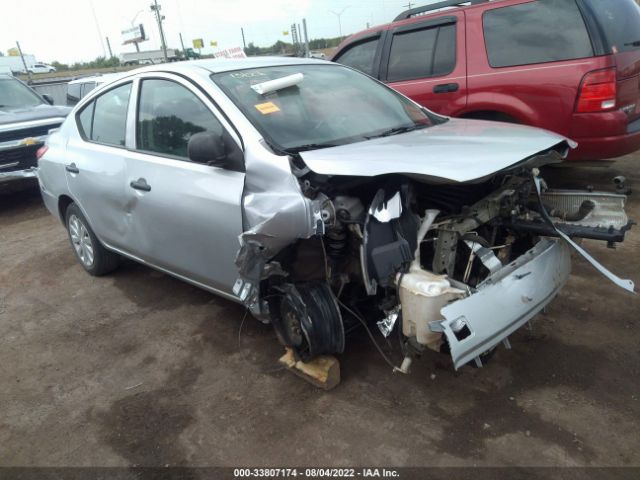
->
399, 268, 466, 351
398, 208, 465, 351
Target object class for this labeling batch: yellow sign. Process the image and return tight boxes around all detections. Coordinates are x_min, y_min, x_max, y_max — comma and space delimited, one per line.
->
7, 47, 19, 56
192, 38, 204, 49
210, 40, 218, 47
255, 102, 281, 115
282, 31, 289, 36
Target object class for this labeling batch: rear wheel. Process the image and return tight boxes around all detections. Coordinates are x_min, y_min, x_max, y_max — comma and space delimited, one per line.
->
65, 203, 120, 276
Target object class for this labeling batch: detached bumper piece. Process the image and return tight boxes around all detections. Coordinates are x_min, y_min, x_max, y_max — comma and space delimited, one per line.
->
435, 239, 571, 370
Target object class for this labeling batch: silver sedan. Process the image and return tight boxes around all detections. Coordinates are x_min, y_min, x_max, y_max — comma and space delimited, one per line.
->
37, 58, 634, 374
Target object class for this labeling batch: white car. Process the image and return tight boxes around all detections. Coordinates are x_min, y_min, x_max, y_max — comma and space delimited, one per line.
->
28, 63, 56, 74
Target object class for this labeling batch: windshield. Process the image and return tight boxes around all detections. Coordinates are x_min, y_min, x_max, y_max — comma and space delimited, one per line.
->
584, 0, 640, 54
0, 77, 44, 109
212, 64, 441, 153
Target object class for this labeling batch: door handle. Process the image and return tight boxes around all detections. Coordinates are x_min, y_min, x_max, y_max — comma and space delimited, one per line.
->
433, 83, 460, 94
130, 178, 151, 192
65, 163, 79, 174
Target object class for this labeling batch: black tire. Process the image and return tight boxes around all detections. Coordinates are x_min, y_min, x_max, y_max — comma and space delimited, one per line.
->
65, 203, 120, 276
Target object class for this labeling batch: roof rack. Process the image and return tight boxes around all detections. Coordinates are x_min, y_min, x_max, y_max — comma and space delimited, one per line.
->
393, 0, 490, 22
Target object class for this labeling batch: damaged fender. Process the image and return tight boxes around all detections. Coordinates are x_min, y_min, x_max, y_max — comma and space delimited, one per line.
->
233, 141, 325, 319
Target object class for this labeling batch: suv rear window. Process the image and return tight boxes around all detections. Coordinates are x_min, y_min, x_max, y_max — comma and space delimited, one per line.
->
583, 0, 640, 54
483, 0, 593, 68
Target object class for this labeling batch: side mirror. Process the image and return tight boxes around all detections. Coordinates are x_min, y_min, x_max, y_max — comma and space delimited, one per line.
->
187, 131, 227, 167
42, 94, 54, 105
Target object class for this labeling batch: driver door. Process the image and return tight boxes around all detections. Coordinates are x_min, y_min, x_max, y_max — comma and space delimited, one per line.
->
122, 74, 245, 295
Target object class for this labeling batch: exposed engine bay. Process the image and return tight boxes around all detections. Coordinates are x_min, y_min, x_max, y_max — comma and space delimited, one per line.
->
234, 148, 635, 372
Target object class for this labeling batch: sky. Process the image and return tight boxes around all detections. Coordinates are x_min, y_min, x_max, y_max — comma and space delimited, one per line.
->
0, 0, 428, 64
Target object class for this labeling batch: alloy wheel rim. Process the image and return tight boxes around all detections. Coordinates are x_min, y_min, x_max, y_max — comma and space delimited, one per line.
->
69, 214, 94, 267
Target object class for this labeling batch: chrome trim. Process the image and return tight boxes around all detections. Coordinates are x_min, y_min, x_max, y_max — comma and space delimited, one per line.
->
0, 166, 38, 182
0, 135, 47, 152
0, 117, 66, 133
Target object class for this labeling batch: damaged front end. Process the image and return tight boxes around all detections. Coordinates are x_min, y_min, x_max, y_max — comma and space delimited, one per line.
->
234, 145, 635, 372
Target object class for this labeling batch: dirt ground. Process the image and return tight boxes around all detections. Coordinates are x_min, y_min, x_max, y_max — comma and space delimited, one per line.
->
0, 154, 639, 469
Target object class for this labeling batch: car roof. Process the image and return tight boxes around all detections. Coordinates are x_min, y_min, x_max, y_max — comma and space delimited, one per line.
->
130, 56, 328, 76
336, 0, 515, 48
68, 72, 126, 85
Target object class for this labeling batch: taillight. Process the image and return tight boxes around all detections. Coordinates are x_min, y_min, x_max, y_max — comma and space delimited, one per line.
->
36, 145, 49, 160
576, 68, 617, 113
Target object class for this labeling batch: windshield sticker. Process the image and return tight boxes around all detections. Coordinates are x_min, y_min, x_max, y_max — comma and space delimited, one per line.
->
230, 71, 267, 79
255, 101, 281, 115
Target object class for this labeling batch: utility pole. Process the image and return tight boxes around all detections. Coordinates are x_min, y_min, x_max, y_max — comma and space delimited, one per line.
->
329, 7, 349, 38
16, 41, 31, 83
150, 0, 168, 62
88, 0, 107, 57
291, 24, 298, 55
105, 37, 113, 58
403, 1, 414, 10
241, 27, 247, 50
179, 33, 187, 59
302, 19, 310, 58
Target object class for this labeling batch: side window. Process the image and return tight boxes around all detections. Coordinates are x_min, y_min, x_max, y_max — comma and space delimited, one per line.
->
80, 82, 96, 98
67, 83, 81, 105
81, 83, 132, 146
334, 38, 379, 76
77, 101, 94, 138
483, 0, 594, 68
136, 79, 224, 159
387, 24, 456, 82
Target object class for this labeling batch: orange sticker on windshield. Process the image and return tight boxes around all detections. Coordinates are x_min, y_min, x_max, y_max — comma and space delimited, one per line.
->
255, 102, 280, 115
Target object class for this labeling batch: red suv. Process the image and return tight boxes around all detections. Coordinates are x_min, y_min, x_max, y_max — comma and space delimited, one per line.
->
332, 0, 640, 161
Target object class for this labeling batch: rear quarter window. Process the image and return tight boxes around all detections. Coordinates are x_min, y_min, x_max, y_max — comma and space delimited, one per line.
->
583, 0, 640, 54
483, 0, 594, 68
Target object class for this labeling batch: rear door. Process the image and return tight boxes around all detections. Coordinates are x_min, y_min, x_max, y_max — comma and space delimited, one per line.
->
582, 0, 640, 126
380, 13, 467, 116
65, 81, 132, 250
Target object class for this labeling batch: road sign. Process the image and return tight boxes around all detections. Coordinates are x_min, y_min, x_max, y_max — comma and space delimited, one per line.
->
210, 40, 218, 47
193, 38, 204, 49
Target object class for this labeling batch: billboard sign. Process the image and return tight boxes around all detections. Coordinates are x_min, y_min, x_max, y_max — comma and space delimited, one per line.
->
122, 24, 146, 45
213, 46, 247, 59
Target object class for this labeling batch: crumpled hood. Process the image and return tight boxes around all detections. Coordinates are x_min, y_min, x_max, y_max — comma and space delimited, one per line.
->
299, 118, 575, 183
0, 104, 71, 127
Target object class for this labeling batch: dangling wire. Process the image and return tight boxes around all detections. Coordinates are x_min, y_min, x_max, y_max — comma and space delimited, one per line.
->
337, 298, 401, 371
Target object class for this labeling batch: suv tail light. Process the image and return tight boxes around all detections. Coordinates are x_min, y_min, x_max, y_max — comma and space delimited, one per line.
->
576, 68, 617, 113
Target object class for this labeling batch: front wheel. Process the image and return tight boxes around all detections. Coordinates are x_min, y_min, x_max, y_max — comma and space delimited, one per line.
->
65, 203, 120, 276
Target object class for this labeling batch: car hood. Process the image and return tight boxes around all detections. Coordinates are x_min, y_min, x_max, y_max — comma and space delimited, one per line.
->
299, 118, 575, 183
0, 104, 71, 127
